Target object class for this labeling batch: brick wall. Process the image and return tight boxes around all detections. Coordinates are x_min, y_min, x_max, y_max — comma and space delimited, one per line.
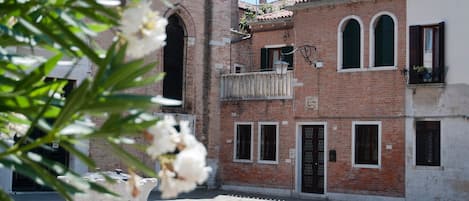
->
89, 0, 232, 177
251, 27, 294, 71
220, 100, 295, 189
220, 0, 406, 197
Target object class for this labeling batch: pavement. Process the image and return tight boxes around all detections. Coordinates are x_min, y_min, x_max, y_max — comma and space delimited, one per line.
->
10, 188, 327, 201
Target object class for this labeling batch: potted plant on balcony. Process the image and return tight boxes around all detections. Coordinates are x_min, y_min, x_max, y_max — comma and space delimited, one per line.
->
413, 65, 432, 82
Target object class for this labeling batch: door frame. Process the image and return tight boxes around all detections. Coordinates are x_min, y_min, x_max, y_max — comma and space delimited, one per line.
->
295, 122, 327, 196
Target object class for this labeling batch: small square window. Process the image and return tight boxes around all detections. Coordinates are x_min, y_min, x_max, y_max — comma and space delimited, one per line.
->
416, 121, 440, 166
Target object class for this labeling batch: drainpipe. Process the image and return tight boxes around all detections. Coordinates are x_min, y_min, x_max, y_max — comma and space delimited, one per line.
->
202, 0, 213, 147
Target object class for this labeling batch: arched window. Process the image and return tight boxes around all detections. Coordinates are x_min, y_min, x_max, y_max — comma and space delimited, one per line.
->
342, 19, 361, 69
163, 15, 185, 103
372, 14, 395, 67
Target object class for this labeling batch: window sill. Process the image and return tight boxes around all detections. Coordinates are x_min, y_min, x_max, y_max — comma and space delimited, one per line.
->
337, 67, 363, 73
353, 164, 381, 169
413, 165, 444, 171
407, 82, 446, 88
257, 160, 279, 165
368, 66, 398, 71
233, 159, 253, 163
337, 66, 398, 73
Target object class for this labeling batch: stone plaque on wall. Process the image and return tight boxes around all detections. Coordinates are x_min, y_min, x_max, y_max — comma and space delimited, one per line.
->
305, 96, 318, 110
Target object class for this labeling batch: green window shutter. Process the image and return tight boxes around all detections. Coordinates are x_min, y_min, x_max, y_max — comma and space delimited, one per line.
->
375, 15, 395, 67
342, 19, 361, 69
261, 48, 269, 71
281, 46, 294, 69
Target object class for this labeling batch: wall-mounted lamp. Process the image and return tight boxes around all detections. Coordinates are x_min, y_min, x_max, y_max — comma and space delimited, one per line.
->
314, 60, 324, 68
282, 44, 324, 69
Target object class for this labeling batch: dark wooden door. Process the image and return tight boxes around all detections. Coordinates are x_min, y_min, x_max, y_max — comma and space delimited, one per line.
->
301, 125, 324, 194
12, 79, 73, 191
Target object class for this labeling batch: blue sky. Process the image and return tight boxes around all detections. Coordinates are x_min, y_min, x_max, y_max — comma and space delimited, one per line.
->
241, 0, 276, 4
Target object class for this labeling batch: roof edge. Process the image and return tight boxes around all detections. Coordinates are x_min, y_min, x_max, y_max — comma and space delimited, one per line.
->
286, 0, 375, 11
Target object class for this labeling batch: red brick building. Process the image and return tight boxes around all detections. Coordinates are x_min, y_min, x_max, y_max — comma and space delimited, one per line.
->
220, 0, 407, 200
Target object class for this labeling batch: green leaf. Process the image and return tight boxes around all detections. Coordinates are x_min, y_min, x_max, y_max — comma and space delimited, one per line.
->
29, 80, 67, 98
60, 142, 96, 169
47, 13, 101, 65
90, 112, 158, 138
87, 23, 112, 33
106, 139, 158, 178
34, 153, 119, 197
54, 79, 90, 130
15, 53, 62, 90
111, 61, 160, 90
81, 0, 120, 20
0, 156, 75, 201
113, 72, 165, 91
82, 94, 157, 114
92, 41, 117, 92
0, 188, 13, 201
69, 6, 119, 26
101, 59, 145, 90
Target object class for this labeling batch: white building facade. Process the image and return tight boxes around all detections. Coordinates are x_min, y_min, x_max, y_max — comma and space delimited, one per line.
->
406, 0, 469, 200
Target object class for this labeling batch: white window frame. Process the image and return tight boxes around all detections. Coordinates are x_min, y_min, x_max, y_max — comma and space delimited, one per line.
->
352, 121, 382, 169
233, 122, 254, 163
258, 122, 279, 164
337, 15, 365, 72
369, 11, 398, 70
232, 63, 246, 74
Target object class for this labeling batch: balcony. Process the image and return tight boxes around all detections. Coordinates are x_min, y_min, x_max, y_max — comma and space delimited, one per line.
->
220, 71, 293, 100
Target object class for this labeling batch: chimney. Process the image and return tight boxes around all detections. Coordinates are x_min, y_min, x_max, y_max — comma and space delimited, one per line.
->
259, 0, 266, 4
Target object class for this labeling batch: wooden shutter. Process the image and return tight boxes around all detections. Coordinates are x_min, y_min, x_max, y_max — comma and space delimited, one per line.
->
409, 25, 423, 84
435, 22, 445, 83
281, 46, 294, 69
260, 48, 269, 71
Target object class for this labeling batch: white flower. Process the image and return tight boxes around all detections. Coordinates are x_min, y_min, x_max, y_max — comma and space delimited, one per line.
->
158, 169, 197, 199
145, 115, 211, 198
121, 0, 168, 58
2, 113, 29, 140
158, 142, 211, 198
173, 142, 211, 184
145, 116, 179, 158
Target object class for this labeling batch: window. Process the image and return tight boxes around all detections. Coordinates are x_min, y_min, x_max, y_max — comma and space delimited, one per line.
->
260, 46, 294, 71
258, 122, 278, 163
233, 63, 245, 73
416, 121, 440, 166
163, 15, 185, 103
340, 18, 362, 69
234, 123, 253, 161
372, 14, 396, 67
352, 121, 381, 167
409, 22, 445, 84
